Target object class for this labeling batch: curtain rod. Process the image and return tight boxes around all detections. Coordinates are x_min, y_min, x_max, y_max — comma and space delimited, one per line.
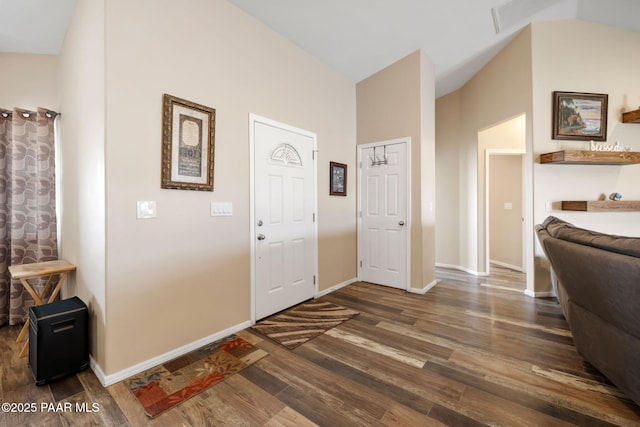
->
0, 109, 59, 118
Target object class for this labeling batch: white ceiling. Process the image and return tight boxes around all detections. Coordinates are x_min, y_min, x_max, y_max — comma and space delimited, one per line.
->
0, 0, 76, 54
228, 0, 640, 97
1, 0, 638, 98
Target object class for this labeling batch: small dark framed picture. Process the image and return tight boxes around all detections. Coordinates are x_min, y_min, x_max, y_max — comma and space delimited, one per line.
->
330, 161, 347, 196
552, 91, 608, 141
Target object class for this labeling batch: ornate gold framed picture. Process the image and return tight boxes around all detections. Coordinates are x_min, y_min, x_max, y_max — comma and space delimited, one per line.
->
161, 94, 215, 191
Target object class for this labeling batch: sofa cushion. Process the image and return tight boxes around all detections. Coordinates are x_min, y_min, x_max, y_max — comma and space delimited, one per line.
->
591, 235, 640, 258
542, 216, 640, 258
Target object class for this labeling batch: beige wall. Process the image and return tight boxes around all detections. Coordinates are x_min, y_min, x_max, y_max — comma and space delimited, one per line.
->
435, 27, 533, 285
356, 50, 436, 290
58, 0, 107, 367
435, 91, 464, 267
531, 20, 640, 291
51, 0, 357, 377
420, 53, 437, 287
0, 53, 58, 109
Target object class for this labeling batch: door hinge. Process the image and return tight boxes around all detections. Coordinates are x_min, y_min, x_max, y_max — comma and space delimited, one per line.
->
360, 260, 362, 268
313, 275, 316, 285
313, 213, 316, 222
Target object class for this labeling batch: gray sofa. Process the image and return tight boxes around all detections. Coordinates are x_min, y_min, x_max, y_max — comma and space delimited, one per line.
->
536, 216, 640, 406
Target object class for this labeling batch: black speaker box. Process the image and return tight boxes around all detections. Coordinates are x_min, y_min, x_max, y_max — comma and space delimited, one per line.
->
29, 296, 89, 385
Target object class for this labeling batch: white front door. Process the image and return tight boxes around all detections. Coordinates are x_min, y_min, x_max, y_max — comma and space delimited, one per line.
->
251, 116, 317, 320
358, 140, 409, 289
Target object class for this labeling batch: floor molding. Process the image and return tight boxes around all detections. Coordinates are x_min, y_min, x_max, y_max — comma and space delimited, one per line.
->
435, 263, 489, 277
480, 283, 525, 293
92, 320, 251, 387
525, 289, 556, 298
489, 259, 525, 273
316, 277, 357, 298
407, 279, 438, 294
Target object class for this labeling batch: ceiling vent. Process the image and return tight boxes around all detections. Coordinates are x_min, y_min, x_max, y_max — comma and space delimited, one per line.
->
492, 0, 563, 33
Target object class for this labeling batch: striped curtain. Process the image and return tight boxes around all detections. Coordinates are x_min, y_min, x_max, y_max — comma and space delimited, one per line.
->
0, 108, 59, 326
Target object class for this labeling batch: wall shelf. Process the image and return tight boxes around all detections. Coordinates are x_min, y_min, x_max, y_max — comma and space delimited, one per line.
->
540, 150, 640, 165
622, 109, 640, 123
561, 200, 640, 212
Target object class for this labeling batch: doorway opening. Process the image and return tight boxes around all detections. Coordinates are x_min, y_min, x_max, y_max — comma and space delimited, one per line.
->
486, 151, 526, 292
479, 114, 527, 292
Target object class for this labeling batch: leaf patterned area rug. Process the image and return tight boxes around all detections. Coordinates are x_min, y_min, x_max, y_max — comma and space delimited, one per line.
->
124, 335, 268, 418
251, 300, 359, 349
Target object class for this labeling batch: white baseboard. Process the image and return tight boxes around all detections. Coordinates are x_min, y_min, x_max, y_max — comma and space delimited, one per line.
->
524, 289, 556, 298
91, 277, 360, 387
315, 277, 357, 298
89, 356, 106, 385
92, 320, 252, 387
489, 259, 525, 273
480, 283, 525, 293
435, 263, 489, 277
407, 279, 438, 294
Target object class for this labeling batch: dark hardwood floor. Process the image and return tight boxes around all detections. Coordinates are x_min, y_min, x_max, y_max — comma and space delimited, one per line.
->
1, 267, 639, 426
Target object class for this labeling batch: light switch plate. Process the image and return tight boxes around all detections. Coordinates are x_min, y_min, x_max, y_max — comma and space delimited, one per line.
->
137, 201, 157, 219
211, 202, 233, 217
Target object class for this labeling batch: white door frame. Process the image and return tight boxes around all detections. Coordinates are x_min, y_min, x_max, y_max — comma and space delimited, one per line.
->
485, 148, 526, 275
249, 114, 318, 324
357, 138, 411, 290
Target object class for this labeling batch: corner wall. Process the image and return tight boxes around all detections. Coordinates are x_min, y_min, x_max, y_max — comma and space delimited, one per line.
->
58, 0, 107, 367
420, 53, 437, 287
435, 27, 533, 286
356, 50, 436, 290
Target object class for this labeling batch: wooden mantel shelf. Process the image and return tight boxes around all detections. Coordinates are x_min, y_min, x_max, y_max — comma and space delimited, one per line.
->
540, 150, 640, 165
622, 108, 640, 123
562, 200, 640, 212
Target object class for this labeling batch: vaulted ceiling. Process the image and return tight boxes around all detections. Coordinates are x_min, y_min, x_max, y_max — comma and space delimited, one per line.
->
1, 0, 638, 97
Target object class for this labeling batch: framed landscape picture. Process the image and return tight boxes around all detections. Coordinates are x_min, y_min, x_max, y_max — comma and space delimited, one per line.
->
552, 91, 608, 141
161, 94, 216, 191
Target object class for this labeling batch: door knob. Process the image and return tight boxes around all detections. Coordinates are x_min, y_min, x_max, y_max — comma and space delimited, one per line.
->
257, 234, 266, 240
399, 221, 405, 226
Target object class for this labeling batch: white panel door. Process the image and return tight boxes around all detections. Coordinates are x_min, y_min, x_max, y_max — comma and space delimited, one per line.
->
359, 141, 408, 289
253, 118, 316, 320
